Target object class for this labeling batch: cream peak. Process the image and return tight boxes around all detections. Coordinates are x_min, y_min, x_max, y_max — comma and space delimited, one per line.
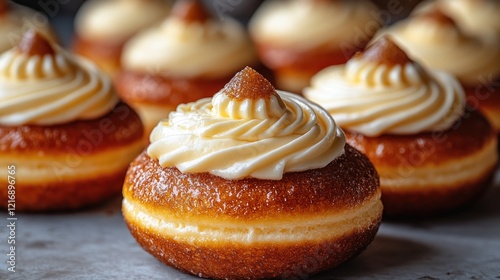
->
171, 0, 211, 23
221, 66, 277, 101
16, 30, 55, 56
418, 8, 459, 28
354, 36, 412, 66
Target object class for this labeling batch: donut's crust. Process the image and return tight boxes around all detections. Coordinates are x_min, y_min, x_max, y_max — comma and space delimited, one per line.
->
0, 102, 143, 154
345, 110, 497, 217
123, 144, 382, 279
125, 217, 380, 280
254, 43, 356, 75
345, 110, 494, 166
465, 82, 500, 134
0, 103, 144, 211
124, 145, 380, 219
72, 35, 126, 66
72, 35, 124, 74
114, 70, 230, 106
380, 171, 495, 217
2, 170, 126, 212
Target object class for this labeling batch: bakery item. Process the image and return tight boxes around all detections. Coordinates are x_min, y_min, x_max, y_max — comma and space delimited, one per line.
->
0, 31, 144, 212
72, 0, 171, 75
378, 9, 500, 135
304, 37, 498, 217
249, 0, 382, 93
115, 0, 257, 141
0, 0, 56, 53
122, 67, 382, 279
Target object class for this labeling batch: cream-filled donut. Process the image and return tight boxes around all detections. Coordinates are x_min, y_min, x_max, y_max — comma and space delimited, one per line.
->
123, 67, 382, 279
0, 31, 144, 211
304, 37, 498, 217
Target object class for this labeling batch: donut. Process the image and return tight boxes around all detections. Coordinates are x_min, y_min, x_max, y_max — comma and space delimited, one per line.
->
345, 110, 497, 217
122, 67, 382, 279
0, 31, 144, 211
304, 36, 498, 217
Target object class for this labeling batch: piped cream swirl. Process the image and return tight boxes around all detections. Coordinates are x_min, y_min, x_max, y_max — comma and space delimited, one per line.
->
74, 0, 170, 42
0, 3, 54, 53
304, 55, 465, 137
147, 90, 345, 180
123, 17, 256, 78
0, 47, 118, 126
249, 0, 381, 51
382, 12, 500, 85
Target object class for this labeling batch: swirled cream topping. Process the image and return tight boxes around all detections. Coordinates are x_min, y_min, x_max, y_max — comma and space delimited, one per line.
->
304, 37, 466, 137
0, 31, 118, 126
148, 67, 345, 180
122, 0, 256, 78
416, 0, 500, 37
0, 2, 55, 53
381, 9, 500, 86
249, 0, 382, 51
75, 0, 170, 42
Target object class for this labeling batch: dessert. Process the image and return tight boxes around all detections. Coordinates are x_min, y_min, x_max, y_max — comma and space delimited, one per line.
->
304, 37, 498, 217
379, 9, 500, 135
0, 31, 144, 212
122, 67, 382, 279
72, 0, 171, 75
116, 0, 257, 141
249, 0, 382, 93
0, 0, 56, 53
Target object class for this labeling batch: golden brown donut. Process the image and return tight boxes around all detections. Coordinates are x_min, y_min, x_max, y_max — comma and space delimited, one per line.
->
0, 103, 142, 211
0, 31, 144, 212
0, 102, 144, 212
123, 145, 382, 279
304, 37, 499, 217
345, 110, 497, 217
122, 67, 382, 279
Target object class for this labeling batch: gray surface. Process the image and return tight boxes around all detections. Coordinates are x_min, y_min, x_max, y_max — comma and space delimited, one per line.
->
1, 171, 500, 280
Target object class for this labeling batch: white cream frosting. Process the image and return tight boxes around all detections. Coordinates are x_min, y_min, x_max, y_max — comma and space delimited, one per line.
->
0, 47, 118, 126
304, 56, 466, 136
0, 3, 54, 53
75, 0, 171, 42
147, 90, 345, 180
122, 17, 256, 78
249, 0, 381, 51
382, 14, 500, 86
